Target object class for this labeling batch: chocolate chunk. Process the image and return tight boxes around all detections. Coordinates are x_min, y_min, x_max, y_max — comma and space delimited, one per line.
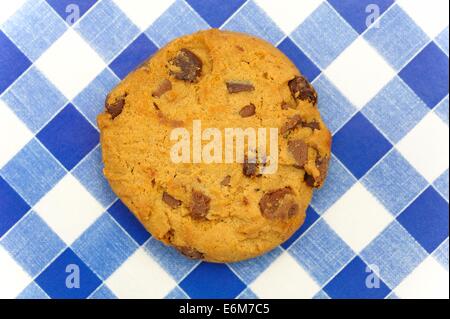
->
220, 175, 231, 186
281, 101, 290, 110
191, 190, 211, 219
105, 94, 127, 119
162, 192, 182, 208
152, 79, 172, 98
243, 157, 258, 177
169, 49, 202, 82
280, 115, 302, 135
301, 120, 320, 130
288, 75, 317, 105
239, 103, 256, 117
226, 81, 255, 93
304, 156, 330, 188
259, 187, 298, 219
177, 246, 204, 259
288, 140, 308, 167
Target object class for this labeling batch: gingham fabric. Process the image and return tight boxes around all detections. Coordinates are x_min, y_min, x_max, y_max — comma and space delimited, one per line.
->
0, 0, 448, 299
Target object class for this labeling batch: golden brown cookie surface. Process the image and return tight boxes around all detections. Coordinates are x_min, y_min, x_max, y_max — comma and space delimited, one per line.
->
98, 29, 332, 262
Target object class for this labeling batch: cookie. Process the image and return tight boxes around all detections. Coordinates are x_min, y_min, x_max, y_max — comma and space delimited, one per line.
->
98, 29, 332, 262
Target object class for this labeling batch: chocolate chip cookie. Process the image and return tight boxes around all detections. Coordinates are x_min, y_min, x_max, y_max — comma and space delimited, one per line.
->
98, 29, 332, 262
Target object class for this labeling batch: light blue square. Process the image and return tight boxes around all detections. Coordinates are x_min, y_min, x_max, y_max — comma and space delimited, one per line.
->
313, 290, 330, 299
362, 76, 429, 143
72, 213, 138, 279
434, 96, 449, 125
361, 221, 428, 288
290, 2, 358, 69
146, 0, 208, 47
1, 0, 67, 61
89, 285, 117, 299
0, 139, 66, 205
434, 169, 449, 201
435, 27, 449, 56
362, 149, 428, 215
144, 237, 199, 281
73, 68, 119, 128
72, 146, 116, 208
74, 0, 140, 62
311, 155, 357, 214
313, 74, 357, 134
17, 282, 49, 299
1, 67, 67, 132
364, 5, 429, 70
228, 247, 283, 284
289, 219, 355, 285
0, 211, 65, 276
222, 0, 284, 45
432, 238, 449, 271
238, 288, 258, 299
165, 286, 189, 299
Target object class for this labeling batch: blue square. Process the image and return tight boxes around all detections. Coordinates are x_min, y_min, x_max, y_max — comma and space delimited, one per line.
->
88, 285, 116, 299
328, 0, 394, 34
434, 169, 449, 201
435, 26, 449, 56
313, 74, 357, 134
361, 221, 428, 287
310, 155, 357, 214
362, 77, 430, 143
228, 247, 283, 284
364, 5, 429, 70
180, 262, 245, 298
46, 0, 98, 25
290, 2, 358, 69
397, 187, 449, 253
289, 219, 355, 285
186, 0, 245, 28
72, 146, 117, 207
399, 42, 449, 108
0, 139, 66, 205
108, 199, 150, 245
36, 248, 102, 299
2, 67, 67, 133
73, 68, 119, 127
281, 206, 320, 248
165, 286, 189, 299
1, 212, 65, 276
432, 238, 448, 270
17, 282, 49, 299
2, 0, 67, 61
144, 237, 199, 282
109, 34, 158, 79
74, 0, 139, 62
362, 149, 428, 215
0, 31, 31, 94
324, 256, 391, 299
277, 37, 321, 81
222, 0, 284, 45
333, 112, 392, 179
0, 177, 30, 238
434, 96, 448, 125
37, 104, 99, 170
145, 0, 209, 47
72, 213, 137, 279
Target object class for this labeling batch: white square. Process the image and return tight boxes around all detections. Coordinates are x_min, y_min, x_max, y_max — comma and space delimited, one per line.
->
34, 174, 104, 245
254, 0, 324, 35
35, 29, 105, 100
396, 112, 449, 182
0, 0, 26, 26
0, 246, 31, 299
113, 0, 174, 31
394, 256, 449, 299
105, 248, 176, 299
250, 252, 320, 298
0, 101, 33, 169
324, 37, 395, 108
398, 0, 449, 38
323, 183, 393, 253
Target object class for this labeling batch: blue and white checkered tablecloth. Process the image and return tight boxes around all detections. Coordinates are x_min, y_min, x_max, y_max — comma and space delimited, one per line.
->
0, 0, 448, 299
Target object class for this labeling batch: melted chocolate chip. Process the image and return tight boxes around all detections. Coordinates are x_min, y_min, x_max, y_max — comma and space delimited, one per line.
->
191, 191, 211, 219
301, 120, 320, 130
220, 175, 231, 186
243, 157, 258, 177
162, 192, 182, 208
177, 246, 204, 259
280, 115, 302, 135
288, 75, 317, 105
288, 140, 308, 167
105, 94, 127, 119
304, 155, 330, 188
226, 81, 255, 93
259, 187, 298, 219
239, 103, 256, 117
152, 79, 172, 98
169, 49, 202, 82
